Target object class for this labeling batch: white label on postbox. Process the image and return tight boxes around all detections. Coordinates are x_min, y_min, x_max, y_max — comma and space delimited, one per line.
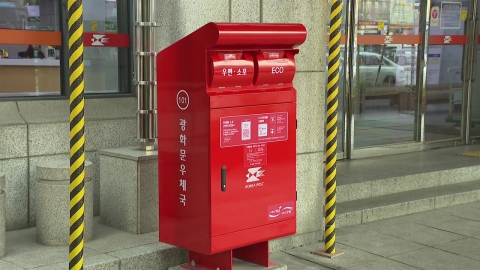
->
271, 67, 285, 74
176, 90, 190, 110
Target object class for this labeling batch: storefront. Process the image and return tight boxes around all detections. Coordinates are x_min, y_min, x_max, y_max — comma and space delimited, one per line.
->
334, 0, 480, 159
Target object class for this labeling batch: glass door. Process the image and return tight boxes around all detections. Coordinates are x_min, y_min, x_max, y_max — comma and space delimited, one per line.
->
348, 0, 427, 158
424, 0, 473, 146
326, 0, 350, 158
337, 0, 480, 158
467, 0, 480, 142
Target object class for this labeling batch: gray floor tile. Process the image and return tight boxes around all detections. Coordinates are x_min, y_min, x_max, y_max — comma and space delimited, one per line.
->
3, 226, 101, 269
270, 253, 333, 270
401, 209, 459, 227
374, 222, 467, 246
341, 258, 421, 270
336, 224, 376, 237
421, 218, 480, 238
0, 260, 24, 270
337, 231, 425, 257
2, 246, 100, 269
390, 246, 480, 270
32, 254, 120, 270
85, 222, 157, 253
108, 242, 187, 270
438, 202, 480, 222
284, 243, 384, 269
432, 238, 480, 262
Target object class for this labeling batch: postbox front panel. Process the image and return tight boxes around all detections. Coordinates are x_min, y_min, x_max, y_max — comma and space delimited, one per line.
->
210, 102, 296, 237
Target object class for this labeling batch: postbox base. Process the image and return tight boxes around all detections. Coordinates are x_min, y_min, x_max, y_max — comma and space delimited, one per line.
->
179, 241, 280, 270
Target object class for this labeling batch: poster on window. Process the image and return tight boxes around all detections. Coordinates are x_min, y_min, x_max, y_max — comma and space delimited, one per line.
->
440, 2, 462, 29
427, 46, 443, 85
389, 0, 415, 30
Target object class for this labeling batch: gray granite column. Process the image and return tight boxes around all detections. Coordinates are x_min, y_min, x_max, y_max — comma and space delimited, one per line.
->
0, 172, 5, 257
99, 147, 158, 234
35, 160, 94, 246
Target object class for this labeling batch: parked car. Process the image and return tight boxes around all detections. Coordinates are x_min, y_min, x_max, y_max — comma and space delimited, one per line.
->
332, 51, 408, 87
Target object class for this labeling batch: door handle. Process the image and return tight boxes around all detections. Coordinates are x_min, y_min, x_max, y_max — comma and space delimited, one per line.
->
221, 166, 227, 192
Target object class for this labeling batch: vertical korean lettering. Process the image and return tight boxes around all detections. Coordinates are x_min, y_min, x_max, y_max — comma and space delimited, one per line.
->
179, 119, 187, 206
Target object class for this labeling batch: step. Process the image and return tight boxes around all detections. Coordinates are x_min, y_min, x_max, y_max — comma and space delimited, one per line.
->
336, 145, 480, 203
337, 179, 480, 228
1, 218, 289, 270
0, 218, 187, 270
337, 165, 480, 203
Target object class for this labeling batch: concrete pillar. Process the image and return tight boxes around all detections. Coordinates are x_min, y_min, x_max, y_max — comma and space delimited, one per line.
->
35, 160, 94, 246
0, 172, 5, 257
99, 147, 158, 234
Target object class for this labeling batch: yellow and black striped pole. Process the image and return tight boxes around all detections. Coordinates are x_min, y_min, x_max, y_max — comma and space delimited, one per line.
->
68, 0, 86, 269
313, 0, 344, 259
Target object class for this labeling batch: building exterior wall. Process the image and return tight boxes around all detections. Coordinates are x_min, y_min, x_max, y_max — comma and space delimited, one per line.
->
0, 98, 137, 230
156, 0, 328, 251
1, 0, 329, 253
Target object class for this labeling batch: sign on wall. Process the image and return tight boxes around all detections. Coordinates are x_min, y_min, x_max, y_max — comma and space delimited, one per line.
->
431, 6, 440, 27
440, 2, 462, 29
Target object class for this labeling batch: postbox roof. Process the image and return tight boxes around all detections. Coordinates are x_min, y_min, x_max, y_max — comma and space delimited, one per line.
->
190, 22, 308, 50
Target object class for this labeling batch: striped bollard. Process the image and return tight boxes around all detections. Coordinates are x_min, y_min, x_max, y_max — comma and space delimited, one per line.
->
68, 0, 86, 269
313, 0, 345, 259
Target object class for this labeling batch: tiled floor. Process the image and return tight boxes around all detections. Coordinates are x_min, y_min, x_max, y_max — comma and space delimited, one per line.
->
284, 202, 480, 270
0, 217, 180, 270
1, 203, 480, 269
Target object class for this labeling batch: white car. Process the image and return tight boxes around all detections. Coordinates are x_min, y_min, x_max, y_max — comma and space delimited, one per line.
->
334, 52, 408, 87
353, 52, 407, 86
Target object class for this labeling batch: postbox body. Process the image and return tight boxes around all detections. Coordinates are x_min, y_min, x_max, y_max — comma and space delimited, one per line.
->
157, 22, 307, 256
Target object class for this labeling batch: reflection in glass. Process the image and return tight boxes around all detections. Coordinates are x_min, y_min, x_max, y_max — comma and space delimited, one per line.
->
0, 0, 59, 31
353, 0, 420, 148
471, 42, 480, 137
424, 0, 466, 141
0, 0, 61, 96
83, 0, 119, 93
327, 0, 348, 153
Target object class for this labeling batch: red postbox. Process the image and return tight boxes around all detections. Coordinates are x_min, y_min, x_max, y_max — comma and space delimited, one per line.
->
157, 22, 307, 270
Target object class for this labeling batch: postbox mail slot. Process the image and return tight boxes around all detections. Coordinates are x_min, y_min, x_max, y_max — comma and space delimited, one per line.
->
254, 51, 296, 86
209, 52, 255, 88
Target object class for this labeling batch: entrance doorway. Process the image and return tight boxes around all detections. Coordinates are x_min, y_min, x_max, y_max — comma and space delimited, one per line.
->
330, 0, 480, 159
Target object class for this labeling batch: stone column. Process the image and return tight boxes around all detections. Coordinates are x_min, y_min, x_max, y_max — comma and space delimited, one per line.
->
99, 147, 158, 234
35, 160, 94, 246
0, 172, 5, 257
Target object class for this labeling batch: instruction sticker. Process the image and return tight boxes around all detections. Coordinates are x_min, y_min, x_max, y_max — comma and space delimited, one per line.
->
220, 112, 288, 148
244, 143, 267, 167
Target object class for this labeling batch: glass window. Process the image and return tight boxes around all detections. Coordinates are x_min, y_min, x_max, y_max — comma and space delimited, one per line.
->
83, 0, 121, 93
0, 0, 130, 98
0, 0, 61, 97
359, 54, 382, 66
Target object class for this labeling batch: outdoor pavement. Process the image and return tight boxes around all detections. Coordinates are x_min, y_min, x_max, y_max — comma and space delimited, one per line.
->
1, 201, 480, 269
272, 201, 480, 270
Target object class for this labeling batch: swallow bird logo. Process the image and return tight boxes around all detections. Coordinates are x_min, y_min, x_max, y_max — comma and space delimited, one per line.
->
246, 167, 265, 182
91, 35, 109, 46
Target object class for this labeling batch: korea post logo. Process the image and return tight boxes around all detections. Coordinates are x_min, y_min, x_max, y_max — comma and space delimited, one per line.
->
91, 35, 109, 46
245, 167, 265, 189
